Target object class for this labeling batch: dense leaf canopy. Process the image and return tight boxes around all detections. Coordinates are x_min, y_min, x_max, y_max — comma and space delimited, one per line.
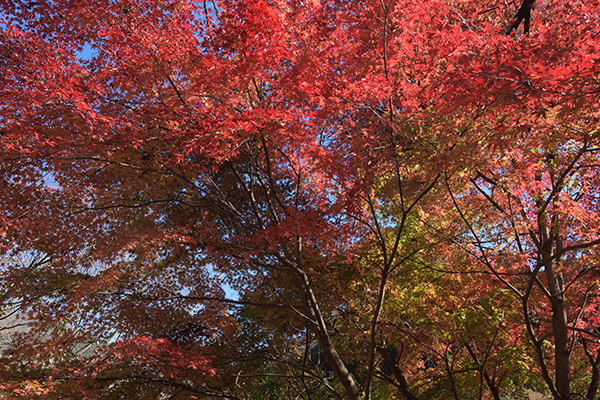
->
1, 0, 600, 399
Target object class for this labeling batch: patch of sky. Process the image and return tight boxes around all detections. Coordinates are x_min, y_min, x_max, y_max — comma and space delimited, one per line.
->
76, 42, 95, 62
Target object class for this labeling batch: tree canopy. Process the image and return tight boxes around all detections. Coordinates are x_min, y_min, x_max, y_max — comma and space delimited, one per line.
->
1, 0, 600, 399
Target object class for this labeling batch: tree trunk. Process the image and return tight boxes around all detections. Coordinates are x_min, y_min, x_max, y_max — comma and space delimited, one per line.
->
293, 266, 363, 400
541, 227, 572, 400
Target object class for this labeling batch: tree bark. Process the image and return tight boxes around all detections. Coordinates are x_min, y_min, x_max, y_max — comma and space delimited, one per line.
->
377, 346, 419, 400
585, 347, 600, 400
540, 225, 572, 399
292, 266, 363, 400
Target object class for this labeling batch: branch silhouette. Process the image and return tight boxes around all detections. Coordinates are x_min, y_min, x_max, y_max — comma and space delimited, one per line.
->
505, 0, 535, 35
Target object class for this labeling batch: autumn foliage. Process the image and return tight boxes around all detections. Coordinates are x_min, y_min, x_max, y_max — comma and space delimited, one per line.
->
1, 0, 600, 399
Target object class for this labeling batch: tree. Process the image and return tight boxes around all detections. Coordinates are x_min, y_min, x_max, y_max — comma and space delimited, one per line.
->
425, 2, 600, 398
1, 0, 600, 399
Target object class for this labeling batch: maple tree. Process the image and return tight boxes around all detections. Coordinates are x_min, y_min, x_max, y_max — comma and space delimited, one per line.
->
1, 0, 600, 399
